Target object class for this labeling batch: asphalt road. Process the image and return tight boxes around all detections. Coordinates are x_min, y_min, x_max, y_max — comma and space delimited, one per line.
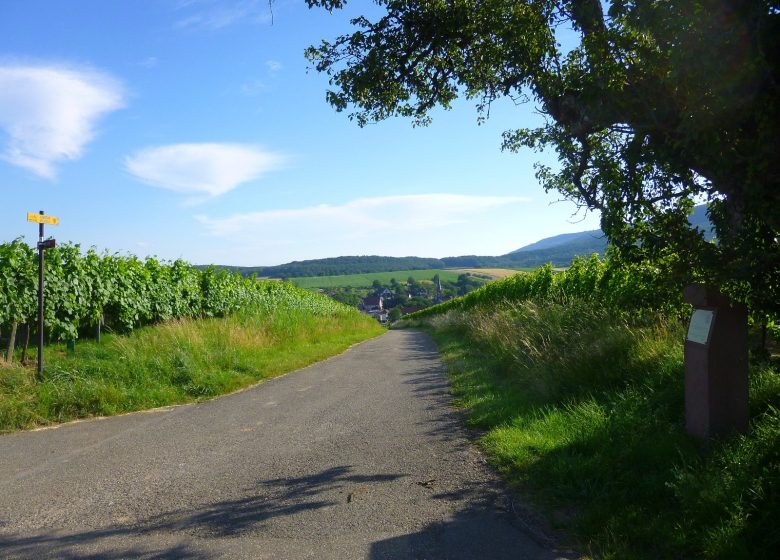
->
0, 329, 572, 559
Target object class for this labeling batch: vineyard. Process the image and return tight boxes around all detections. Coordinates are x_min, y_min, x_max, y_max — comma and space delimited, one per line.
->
0, 238, 355, 363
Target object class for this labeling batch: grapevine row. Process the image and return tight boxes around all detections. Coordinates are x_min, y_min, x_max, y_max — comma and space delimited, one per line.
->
407, 254, 688, 320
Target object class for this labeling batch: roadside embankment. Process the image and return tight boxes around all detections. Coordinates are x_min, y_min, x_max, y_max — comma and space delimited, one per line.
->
396, 258, 779, 559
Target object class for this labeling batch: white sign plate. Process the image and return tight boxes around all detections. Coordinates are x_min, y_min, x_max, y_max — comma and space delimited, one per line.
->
687, 309, 715, 345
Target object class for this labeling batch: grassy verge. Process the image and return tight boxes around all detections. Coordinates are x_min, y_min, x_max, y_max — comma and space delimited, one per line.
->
0, 308, 383, 432
399, 301, 780, 559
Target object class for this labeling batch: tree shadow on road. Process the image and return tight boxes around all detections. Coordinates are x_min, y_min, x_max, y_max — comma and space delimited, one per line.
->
0, 531, 207, 560
0, 465, 408, 559
146, 465, 407, 538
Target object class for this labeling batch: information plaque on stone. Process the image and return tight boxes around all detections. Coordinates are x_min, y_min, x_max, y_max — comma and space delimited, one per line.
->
687, 309, 715, 345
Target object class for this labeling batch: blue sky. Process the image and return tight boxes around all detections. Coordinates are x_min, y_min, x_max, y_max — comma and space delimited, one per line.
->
0, 0, 600, 266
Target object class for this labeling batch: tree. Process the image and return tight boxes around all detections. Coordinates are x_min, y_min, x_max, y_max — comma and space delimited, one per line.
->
457, 273, 483, 295
305, 0, 779, 315
388, 307, 402, 322
392, 279, 406, 300
328, 289, 362, 307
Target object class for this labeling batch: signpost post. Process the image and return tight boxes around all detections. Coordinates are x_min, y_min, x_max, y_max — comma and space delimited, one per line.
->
27, 211, 58, 381
683, 284, 749, 439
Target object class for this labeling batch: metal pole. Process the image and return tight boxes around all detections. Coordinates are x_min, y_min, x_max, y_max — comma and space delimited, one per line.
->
37, 210, 44, 381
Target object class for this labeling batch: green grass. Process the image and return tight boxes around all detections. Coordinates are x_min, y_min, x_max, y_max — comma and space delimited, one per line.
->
0, 308, 383, 432
289, 269, 470, 288
400, 301, 780, 559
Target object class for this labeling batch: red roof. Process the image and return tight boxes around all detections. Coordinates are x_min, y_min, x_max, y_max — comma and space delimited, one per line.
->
399, 306, 424, 315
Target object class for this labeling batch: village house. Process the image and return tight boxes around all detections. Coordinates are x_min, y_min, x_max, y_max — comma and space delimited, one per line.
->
362, 295, 384, 314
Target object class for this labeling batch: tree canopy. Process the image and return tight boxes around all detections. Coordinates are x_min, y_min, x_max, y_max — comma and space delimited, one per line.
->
305, 0, 779, 315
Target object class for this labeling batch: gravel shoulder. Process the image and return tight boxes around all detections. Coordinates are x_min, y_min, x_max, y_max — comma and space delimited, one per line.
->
0, 329, 573, 559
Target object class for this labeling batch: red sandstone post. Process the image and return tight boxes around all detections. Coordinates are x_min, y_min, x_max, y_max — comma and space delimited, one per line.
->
682, 284, 749, 439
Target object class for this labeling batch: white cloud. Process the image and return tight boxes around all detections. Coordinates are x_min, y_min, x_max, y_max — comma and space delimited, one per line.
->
125, 143, 286, 197
0, 62, 124, 178
266, 60, 282, 73
197, 193, 528, 238
190, 194, 603, 266
175, 0, 271, 29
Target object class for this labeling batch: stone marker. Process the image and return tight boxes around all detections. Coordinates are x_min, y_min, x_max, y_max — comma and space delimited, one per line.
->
683, 284, 749, 439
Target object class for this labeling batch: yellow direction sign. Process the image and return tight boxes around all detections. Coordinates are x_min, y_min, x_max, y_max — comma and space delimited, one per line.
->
27, 212, 59, 225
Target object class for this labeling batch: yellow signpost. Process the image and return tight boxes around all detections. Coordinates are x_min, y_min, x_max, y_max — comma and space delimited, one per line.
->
27, 212, 59, 225
29, 211, 59, 380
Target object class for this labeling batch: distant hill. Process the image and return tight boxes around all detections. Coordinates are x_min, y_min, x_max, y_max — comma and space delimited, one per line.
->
689, 204, 715, 239
229, 236, 608, 278
440, 233, 607, 269
217, 205, 712, 277
505, 229, 607, 258
439, 228, 608, 269
504, 204, 713, 259
509, 229, 606, 254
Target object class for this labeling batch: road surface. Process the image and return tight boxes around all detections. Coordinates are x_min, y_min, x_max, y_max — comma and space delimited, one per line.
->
0, 329, 572, 559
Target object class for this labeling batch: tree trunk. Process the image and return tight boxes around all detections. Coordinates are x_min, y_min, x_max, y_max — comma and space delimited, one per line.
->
21, 323, 31, 364
6, 322, 18, 364
761, 318, 768, 354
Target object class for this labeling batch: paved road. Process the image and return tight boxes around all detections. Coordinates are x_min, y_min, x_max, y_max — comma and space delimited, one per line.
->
0, 330, 571, 559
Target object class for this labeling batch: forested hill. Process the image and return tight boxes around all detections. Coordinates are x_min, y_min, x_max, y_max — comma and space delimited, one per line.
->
218, 239, 609, 278
219, 230, 610, 277
223, 256, 447, 278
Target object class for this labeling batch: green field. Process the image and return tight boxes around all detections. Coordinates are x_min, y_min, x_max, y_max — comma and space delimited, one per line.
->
289, 269, 469, 289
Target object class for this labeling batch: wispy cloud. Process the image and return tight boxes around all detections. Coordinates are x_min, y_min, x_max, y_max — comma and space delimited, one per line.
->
240, 79, 268, 96
0, 62, 124, 179
240, 60, 282, 96
175, 0, 271, 29
194, 194, 529, 264
139, 56, 158, 68
125, 142, 286, 197
197, 194, 528, 239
